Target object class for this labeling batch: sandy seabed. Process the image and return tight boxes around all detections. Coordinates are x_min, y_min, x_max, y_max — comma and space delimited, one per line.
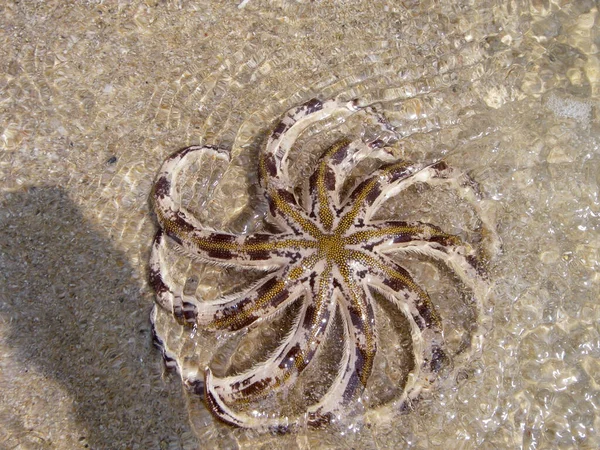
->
1, 1, 599, 449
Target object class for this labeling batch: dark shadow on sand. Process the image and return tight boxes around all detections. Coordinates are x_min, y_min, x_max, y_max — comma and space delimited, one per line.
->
0, 186, 196, 449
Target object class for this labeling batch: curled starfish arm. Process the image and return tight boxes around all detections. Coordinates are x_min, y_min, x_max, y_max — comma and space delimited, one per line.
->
363, 160, 501, 256
363, 254, 446, 376
306, 276, 377, 426
196, 261, 311, 331
349, 219, 488, 293
355, 251, 443, 331
380, 238, 486, 295
153, 145, 228, 233
149, 229, 185, 318
204, 261, 336, 429
335, 160, 416, 234
306, 138, 396, 223
259, 98, 357, 192
154, 145, 318, 268
352, 250, 446, 377
151, 230, 310, 330
197, 264, 308, 332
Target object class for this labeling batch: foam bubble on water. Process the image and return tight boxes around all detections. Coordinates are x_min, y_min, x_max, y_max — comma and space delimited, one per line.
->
545, 93, 592, 127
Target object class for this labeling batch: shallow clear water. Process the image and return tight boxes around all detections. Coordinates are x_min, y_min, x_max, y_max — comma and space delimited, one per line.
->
0, 1, 598, 449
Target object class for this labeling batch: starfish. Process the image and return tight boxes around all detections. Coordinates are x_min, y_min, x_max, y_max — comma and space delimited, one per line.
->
150, 98, 497, 431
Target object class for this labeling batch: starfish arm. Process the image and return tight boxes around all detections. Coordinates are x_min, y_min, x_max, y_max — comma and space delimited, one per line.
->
151, 229, 312, 329
378, 238, 487, 296
153, 144, 229, 232
362, 160, 501, 257
198, 266, 309, 332
191, 263, 311, 331
154, 145, 318, 267
362, 254, 446, 376
350, 250, 444, 329
306, 272, 377, 426
347, 220, 486, 307
335, 160, 416, 234
203, 261, 337, 428
265, 187, 325, 238
367, 278, 444, 405
204, 368, 294, 432
308, 138, 353, 231
149, 229, 185, 320
345, 220, 461, 250
307, 138, 396, 227
172, 226, 315, 269
258, 98, 357, 193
